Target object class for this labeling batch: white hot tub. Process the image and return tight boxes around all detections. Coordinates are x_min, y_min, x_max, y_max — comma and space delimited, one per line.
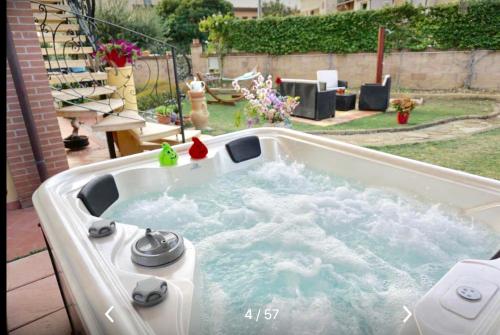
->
33, 128, 500, 335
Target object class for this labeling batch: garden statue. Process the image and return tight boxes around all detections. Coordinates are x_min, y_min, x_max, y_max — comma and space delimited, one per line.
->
188, 79, 210, 130
186, 78, 206, 92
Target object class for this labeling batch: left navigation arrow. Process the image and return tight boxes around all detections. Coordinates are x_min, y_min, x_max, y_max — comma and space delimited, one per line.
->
105, 306, 115, 323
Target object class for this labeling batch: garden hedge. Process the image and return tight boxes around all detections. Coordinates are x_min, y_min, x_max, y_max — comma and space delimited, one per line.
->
205, 0, 500, 55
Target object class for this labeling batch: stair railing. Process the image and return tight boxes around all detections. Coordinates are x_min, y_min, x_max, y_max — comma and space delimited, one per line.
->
31, 0, 188, 144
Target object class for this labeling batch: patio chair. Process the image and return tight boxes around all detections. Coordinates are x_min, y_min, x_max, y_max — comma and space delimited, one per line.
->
358, 75, 392, 112
279, 79, 336, 120
196, 72, 246, 106
196, 66, 260, 106
221, 66, 260, 83
316, 70, 348, 90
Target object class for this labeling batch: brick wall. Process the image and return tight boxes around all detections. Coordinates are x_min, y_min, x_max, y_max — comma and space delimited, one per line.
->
7, 0, 69, 208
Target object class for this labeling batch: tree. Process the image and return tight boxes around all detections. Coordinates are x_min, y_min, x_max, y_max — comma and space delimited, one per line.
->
262, 0, 299, 17
95, 0, 166, 51
157, 0, 233, 52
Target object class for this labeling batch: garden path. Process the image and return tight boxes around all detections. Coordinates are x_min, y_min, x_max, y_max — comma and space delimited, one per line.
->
323, 115, 500, 147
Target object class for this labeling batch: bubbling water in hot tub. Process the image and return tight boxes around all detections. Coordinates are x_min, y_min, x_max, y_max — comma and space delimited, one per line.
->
104, 159, 500, 335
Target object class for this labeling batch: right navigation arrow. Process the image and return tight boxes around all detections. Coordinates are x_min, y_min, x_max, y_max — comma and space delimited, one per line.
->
403, 305, 412, 323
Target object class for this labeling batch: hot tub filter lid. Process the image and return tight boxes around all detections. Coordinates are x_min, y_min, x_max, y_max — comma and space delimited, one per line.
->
88, 219, 116, 238
131, 228, 184, 267
132, 277, 168, 307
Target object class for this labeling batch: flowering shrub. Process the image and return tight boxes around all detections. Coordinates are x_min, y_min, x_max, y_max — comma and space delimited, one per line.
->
391, 97, 416, 114
233, 75, 299, 127
95, 39, 141, 67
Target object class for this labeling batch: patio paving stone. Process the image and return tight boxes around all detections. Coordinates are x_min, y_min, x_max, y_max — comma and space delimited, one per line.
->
291, 110, 379, 127
9, 309, 71, 335
7, 207, 45, 261
7, 275, 64, 331
58, 116, 118, 168
325, 116, 500, 146
7, 251, 53, 291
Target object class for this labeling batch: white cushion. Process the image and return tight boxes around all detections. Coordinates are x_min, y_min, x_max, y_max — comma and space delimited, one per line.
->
280, 78, 318, 84
383, 74, 390, 86
317, 70, 339, 90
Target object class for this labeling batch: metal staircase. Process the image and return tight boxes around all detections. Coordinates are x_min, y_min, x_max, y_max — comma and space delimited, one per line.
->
31, 0, 200, 157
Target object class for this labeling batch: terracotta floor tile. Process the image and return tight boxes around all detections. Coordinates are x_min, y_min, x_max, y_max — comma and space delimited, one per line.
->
7, 275, 64, 331
7, 207, 46, 261
9, 309, 71, 335
7, 251, 54, 291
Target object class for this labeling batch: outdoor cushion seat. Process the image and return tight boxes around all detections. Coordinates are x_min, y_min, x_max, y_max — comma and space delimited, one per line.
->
358, 75, 392, 112
279, 79, 336, 120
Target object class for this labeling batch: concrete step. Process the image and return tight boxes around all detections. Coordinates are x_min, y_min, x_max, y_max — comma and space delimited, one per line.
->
48, 71, 108, 85
42, 46, 94, 56
45, 59, 91, 70
34, 23, 80, 32
161, 129, 202, 145
131, 122, 182, 142
56, 98, 124, 118
92, 110, 146, 132
33, 13, 75, 22
51, 85, 116, 102
31, 3, 71, 12
38, 33, 86, 43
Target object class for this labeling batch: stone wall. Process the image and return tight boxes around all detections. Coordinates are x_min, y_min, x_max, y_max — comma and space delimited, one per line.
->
191, 43, 500, 91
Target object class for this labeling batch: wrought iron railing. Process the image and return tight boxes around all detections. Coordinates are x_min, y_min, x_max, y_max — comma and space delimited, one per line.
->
31, 0, 189, 145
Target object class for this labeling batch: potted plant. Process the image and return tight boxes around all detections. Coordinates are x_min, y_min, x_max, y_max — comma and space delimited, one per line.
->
392, 97, 416, 125
168, 102, 179, 124
155, 105, 175, 124
95, 39, 141, 68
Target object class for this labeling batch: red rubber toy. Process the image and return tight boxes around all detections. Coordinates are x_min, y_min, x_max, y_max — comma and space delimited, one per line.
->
189, 137, 208, 159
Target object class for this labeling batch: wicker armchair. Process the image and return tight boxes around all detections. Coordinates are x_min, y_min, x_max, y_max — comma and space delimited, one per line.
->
359, 75, 392, 112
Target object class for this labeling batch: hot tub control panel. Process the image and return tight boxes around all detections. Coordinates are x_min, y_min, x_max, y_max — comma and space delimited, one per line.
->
401, 259, 500, 335
456, 285, 482, 302
440, 277, 498, 320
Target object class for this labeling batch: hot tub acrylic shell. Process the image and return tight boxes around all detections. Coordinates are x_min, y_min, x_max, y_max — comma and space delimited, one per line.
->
32, 128, 500, 335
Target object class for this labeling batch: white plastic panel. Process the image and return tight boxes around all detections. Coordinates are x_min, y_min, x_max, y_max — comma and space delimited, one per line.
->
440, 276, 498, 320
403, 260, 500, 335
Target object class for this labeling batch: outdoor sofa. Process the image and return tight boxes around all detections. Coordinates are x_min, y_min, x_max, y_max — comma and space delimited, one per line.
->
279, 79, 336, 120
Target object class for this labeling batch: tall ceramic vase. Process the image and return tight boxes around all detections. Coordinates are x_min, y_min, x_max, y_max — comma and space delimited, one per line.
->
105, 66, 138, 111
189, 90, 209, 130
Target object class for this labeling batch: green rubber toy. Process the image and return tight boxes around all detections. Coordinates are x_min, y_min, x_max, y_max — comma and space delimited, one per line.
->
158, 143, 178, 166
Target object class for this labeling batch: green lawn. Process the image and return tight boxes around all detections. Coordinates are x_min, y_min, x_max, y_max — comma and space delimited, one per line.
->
370, 128, 500, 180
185, 96, 495, 135
194, 100, 247, 135
293, 97, 495, 132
